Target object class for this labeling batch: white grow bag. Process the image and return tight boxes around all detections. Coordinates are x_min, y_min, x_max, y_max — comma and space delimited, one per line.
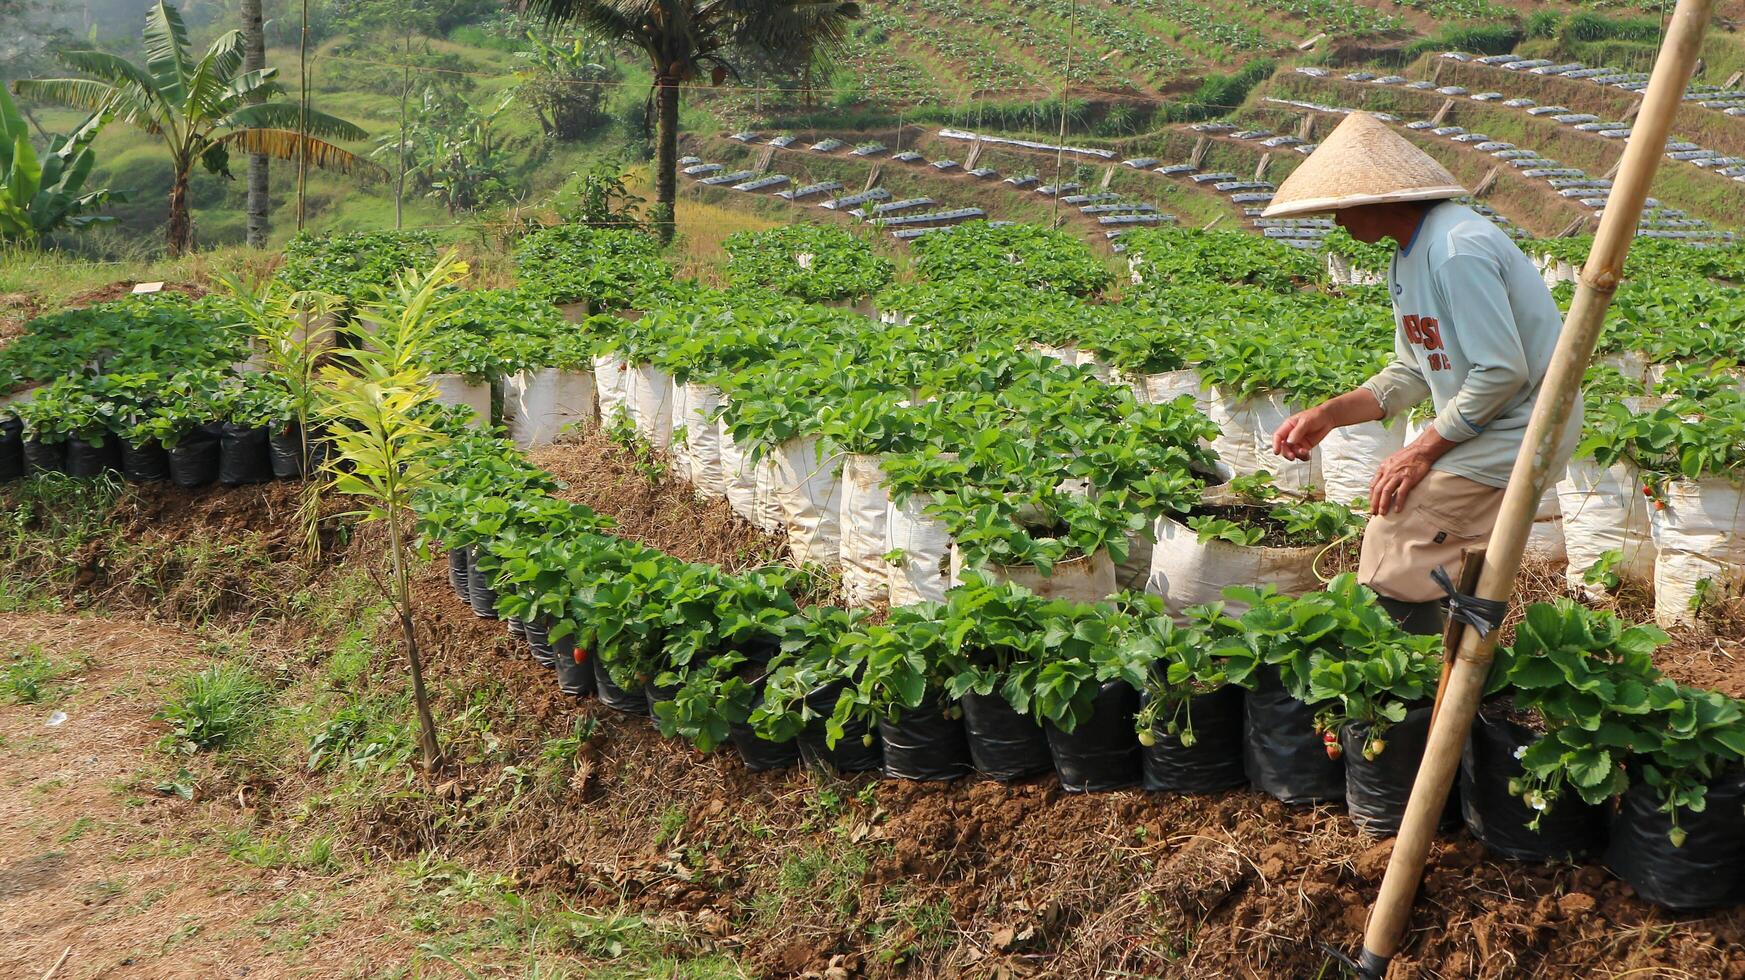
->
593, 354, 629, 422
1207, 389, 1322, 491
719, 420, 760, 523
1557, 459, 1656, 596
1650, 477, 1745, 627
1146, 514, 1324, 617
839, 454, 892, 606
431, 374, 492, 427
952, 547, 1118, 601
677, 384, 724, 498
753, 452, 784, 533
886, 492, 953, 606
505, 367, 594, 448
771, 436, 843, 566
625, 363, 675, 450
1135, 369, 1204, 410
669, 382, 693, 482
1320, 419, 1406, 508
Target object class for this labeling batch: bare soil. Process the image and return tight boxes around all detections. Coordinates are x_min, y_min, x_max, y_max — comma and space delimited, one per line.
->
0, 614, 413, 979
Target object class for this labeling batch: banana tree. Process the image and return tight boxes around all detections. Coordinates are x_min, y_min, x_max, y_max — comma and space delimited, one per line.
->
0, 86, 123, 247
14, 0, 381, 256
523, 0, 861, 244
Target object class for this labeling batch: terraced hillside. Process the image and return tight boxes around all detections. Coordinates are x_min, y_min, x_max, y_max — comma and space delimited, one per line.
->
827, 0, 1717, 103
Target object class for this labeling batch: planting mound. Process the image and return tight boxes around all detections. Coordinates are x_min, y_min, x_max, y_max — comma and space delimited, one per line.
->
362, 437, 1745, 978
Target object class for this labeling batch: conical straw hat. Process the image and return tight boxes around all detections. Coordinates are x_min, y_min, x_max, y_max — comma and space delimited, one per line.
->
1262, 112, 1466, 218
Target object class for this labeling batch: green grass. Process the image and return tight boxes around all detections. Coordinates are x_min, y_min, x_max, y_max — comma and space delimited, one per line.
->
1, 646, 86, 704
156, 663, 272, 753
225, 827, 341, 874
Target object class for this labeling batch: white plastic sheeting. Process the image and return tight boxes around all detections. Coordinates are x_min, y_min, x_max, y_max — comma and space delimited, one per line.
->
677, 384, 724, 498
719, 420, 759, 523
1146, 515, 1323, 617
505, 367, 595, 448
431, 373, 492, 427
953, 548, 1118, 601
1319, 419, 1405, 507
625, 363, 675, 449
593, 354, 629, 421
886, 491, 953, 606
771, 436, 843, 566
839, 454, 892, 605
1557, 459, 1656, 595
1650, 478, 1745, 626
1208, 389, 1321, 489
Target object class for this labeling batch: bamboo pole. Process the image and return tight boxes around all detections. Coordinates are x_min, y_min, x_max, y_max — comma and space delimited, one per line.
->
1352, 1, 1715, 975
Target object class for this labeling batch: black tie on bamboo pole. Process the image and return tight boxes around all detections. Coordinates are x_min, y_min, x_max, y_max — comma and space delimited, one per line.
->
1349, 1, 1715, 975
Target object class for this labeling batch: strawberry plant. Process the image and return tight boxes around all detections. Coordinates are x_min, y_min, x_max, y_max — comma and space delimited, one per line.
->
1124, 226, 1320, 293
724, 225, 893, 303
1490, 600, 1745, 840
279, 230, 440, 296
909, 223, 1111, 297
1127, 599, 1247, 748
512, 223, 670, 311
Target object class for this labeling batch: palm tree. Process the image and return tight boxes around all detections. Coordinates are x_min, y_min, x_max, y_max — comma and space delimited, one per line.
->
524, 0, 861, 244
15, 0, 380, 256
240, 0, 269, 248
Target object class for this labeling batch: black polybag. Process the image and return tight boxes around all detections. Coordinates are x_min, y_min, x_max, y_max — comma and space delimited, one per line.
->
466, 546, 499, 619
592, 656, 650, 714
65, 435, 120, 478
1045, 680, 1141, 792
552, 634, 596, 697
446, 548, 470, 602
797, 679, 882, 773
1243, 667, 1344, 804
644, 678, 681, 715
522, 618, 557, 669
1461, 705, 1606, 862
507, 616, 527, 640
23, 437, 66, 475
879, 690, 972, 781
1341, 704, 1459, 837
0, 417, 22, 481
121, 439, 170, 482
961, 688, 1052, 781
219, 423, 273, 485
168, 423, 222, 488
1605, 768, 1745, 911
1141, 684, 1248, 794
269, 425, 307, 479
729, 655, 799, 772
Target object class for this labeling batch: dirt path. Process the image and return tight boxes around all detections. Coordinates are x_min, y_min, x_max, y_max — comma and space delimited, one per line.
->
0, 614, 410, 980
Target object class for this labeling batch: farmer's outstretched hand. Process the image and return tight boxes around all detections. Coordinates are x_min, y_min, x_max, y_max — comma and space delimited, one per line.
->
1271, 408, 1332, 462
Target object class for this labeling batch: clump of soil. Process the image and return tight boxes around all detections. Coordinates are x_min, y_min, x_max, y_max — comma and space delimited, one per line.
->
64, 280, 208, 308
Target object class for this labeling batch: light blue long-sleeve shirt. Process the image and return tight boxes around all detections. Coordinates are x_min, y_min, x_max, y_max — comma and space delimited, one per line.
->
1359, 202, 1580, 489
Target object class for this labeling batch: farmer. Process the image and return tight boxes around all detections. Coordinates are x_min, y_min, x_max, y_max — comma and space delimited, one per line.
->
1264, 112, 1579, 635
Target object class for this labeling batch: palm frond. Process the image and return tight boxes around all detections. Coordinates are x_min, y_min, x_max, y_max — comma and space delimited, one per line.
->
521, 0, 653, 48
219, 129, 387, 178
143, 0, 196, 107
219, 102, 368, 142
734, 0, 860, 66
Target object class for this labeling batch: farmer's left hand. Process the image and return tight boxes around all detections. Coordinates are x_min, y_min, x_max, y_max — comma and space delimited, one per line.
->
1369, 445, 1434, 516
